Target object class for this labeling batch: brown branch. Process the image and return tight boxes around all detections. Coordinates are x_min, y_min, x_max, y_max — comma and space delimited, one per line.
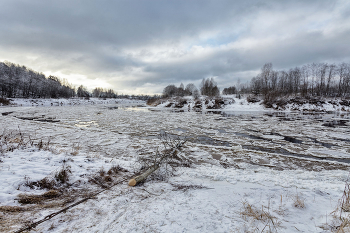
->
14, 178, 126, 233
129, 136, 187, 186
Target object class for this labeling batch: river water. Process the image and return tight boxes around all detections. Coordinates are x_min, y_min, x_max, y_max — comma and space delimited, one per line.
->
1, 104, 350, 171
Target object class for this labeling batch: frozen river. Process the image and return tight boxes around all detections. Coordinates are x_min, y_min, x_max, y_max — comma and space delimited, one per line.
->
1, 104, 349, 171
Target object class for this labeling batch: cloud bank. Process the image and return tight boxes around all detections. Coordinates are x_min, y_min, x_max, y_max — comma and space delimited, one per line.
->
1, 0, 349, 94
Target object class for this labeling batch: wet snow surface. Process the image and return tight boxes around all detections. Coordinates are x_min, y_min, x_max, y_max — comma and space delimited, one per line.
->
1, 99, 350, 232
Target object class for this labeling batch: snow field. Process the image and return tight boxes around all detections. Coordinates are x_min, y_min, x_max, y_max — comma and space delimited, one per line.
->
0, 100, 350, 232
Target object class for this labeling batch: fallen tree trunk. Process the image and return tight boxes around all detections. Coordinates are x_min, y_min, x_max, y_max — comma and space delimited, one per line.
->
128, 164, 159, 186
128, 137, 187, 186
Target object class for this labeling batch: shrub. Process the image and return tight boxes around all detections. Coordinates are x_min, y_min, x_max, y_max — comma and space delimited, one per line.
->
55, 165, 71, 184
165, 102, 173, 108
24, 177, 57, 190
262, 92, 279, 107
216, 98, 224, 104
262, 93, 289, 109
240, 200, 281, 231
247, 95, 260, 103
194, 100, 202, 109
17, 190, 60, 204
293, 193, 305, 209
0, 97, 10, 105
340, 100, 350, 107
147, 98, 161, 106
174, 98, 187, 108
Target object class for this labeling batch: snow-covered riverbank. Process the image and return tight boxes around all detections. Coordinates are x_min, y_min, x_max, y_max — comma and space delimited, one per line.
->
2, 97, 146, 107
150, 95, 350, 113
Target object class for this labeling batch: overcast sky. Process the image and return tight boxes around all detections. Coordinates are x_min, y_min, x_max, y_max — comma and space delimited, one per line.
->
1, 0, 350, 94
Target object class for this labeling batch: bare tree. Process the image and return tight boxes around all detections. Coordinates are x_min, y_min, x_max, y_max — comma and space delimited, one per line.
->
222, 86, 237, 95
185, 83, 197, 95
300, 65, 309, 97
192, 89, 200, 99
163, 85, 177, 98
261, 63, 273, 95
317, 63, 328, 96
338, 63, 350, 96
326, 64, 336, 96
251, 75, 264, 95
77, 85, 90, 98
92, 87, 103, 98
248, 62, 350, 98
200, 78, 220, 97
176, 83, 185, 96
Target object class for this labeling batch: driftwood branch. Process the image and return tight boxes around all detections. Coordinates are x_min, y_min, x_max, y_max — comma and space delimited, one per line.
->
129, 134, 187, 186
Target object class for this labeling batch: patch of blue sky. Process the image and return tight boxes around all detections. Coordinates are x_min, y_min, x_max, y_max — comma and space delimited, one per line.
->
202, 33, 240, 47
186, 33, 240, 51
301, 19, 332, 33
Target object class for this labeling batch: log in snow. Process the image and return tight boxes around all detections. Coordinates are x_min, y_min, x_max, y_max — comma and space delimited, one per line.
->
128, 164, 160, 186
129, 138, 186, 186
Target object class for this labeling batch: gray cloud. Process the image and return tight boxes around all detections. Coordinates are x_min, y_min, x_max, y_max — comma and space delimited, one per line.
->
0, 0, 349, 94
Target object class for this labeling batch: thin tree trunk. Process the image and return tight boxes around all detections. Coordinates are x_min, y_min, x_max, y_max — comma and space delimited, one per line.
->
128, 164, 160, 186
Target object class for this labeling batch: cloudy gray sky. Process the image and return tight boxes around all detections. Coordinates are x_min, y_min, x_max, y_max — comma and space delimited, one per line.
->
1, 0, 350, 94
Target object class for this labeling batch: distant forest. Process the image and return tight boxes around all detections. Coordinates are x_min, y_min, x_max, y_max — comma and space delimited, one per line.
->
250, 62, 350, 98
163, 62, 350, 99
0, 61, 155, 100
0, 61, 75, 98
1, 61, 350, 100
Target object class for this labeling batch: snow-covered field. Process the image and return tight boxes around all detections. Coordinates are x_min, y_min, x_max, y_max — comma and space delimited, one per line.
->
1, 98, 350, 232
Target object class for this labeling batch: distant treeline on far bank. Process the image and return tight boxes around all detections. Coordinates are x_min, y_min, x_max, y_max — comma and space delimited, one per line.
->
1, 61, 350, 102
0, 61, 157, 100
162, 62, 350, 99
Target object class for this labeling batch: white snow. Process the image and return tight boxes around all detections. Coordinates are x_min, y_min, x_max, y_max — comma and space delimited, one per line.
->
1, 98, 350, 232
0, 148, 123, 206
223, 97, 267, 112
152, 95, 350, 113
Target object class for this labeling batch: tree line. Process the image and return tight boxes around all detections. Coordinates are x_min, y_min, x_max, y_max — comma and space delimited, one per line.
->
0, 61, 158, 100
250, 62, 350, 98
162, 62, 350, 99
2, 60, 350, 100
0, 61, 75, 98
163, 78, 220, 98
